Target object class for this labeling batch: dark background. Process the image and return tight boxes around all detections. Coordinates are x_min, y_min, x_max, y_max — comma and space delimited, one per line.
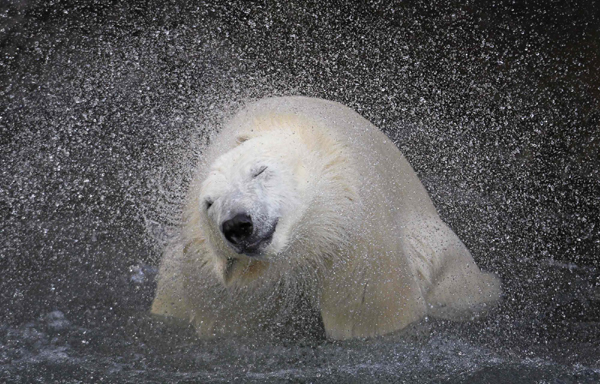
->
0, 0, 599, 381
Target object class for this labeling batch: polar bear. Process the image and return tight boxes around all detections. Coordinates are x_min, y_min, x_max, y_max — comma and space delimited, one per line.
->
151, 96, 501, 340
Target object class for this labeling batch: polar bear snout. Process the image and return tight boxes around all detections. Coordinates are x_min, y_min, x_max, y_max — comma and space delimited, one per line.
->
220, 212, 278, 256
222, 213, 253, 246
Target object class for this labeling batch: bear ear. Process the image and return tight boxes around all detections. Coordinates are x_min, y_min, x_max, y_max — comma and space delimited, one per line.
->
235, 133, 252, 145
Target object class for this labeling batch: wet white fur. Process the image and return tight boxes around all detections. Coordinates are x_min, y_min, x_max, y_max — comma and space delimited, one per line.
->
152, 96, 501, 340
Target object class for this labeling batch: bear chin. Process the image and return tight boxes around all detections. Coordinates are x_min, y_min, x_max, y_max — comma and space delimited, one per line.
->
151, 96, 501, 340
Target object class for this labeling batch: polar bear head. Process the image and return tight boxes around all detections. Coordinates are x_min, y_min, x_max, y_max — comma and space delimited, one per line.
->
187, 116, 359, 285
198, 130, 311, 260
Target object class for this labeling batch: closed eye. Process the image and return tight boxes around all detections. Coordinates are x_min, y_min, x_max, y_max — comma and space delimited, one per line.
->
205, 200, 213, 210
252, 166, 268, 178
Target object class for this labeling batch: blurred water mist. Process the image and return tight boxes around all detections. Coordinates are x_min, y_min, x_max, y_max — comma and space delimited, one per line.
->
1, 0, 598, 382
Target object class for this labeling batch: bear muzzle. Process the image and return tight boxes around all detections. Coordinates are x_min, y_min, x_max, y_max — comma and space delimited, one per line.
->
221, 213, 278, 256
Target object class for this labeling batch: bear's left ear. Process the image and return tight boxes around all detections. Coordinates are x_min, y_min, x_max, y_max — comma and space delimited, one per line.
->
235, 133, 252, 145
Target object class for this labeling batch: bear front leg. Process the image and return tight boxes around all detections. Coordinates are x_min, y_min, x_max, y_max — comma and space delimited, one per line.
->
152, 241, 192, 321
152, 239, 237, 338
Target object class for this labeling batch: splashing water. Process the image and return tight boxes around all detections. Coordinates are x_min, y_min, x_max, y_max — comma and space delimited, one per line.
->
1, 0, 598, 382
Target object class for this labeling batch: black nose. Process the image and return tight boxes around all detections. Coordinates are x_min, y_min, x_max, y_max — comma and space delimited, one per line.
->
222, 213, 253, 245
